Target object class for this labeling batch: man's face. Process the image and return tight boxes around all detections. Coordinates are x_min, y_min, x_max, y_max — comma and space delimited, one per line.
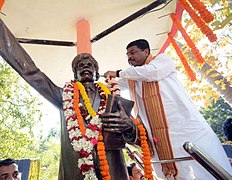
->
126, 46, 149, 67
131, 165, 144, 180
0, 163, 21, 180
74, 58, 98, 83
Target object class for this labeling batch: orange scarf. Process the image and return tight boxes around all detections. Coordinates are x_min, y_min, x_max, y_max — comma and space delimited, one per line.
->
128, 54, 178, 178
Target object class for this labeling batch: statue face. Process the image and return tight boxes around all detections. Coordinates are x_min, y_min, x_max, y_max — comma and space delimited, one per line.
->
74, 58, 98, 83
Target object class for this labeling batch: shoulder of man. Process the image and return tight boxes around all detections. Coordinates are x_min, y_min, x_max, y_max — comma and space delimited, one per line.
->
154, 53, 172, 60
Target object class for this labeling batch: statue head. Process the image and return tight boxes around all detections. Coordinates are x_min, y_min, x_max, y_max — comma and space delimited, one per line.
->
72, 53, 100, 83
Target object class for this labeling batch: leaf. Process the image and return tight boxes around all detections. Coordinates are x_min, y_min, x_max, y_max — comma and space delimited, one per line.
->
210, 73, 220, 78
203, 68, 214, 77
211, 21, 221, 28
221, 82, 226, 90
214, 80, 222, 85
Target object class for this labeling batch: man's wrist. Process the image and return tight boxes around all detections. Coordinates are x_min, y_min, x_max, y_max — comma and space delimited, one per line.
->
116, 69, 122, 77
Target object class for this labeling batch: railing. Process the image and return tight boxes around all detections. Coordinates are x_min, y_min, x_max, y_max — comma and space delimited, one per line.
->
126, 142, 232, 180
183, 141, 232, 180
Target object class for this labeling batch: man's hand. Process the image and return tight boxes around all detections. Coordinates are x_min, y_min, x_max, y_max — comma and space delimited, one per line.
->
104, 71, 117, 78
101, 100, 134, 134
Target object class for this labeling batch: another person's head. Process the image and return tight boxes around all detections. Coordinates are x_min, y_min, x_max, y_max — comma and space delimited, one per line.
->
0, 158, 21, 180
127, 163, 144, 180
72, 53, 100, 83
126, 39, 150, 67
222, 118, 232, 141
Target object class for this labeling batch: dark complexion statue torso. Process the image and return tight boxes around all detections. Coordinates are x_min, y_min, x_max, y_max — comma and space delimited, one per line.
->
67, 53, 135, 180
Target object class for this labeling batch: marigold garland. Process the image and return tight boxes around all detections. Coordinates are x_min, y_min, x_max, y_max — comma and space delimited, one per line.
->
63, 81, 111, 180
178, 0, 217, 42
170, 13, 205, 64
97, 133, 111, 180
188, 0, 214, 23
168, 33, 196, 81
0, 0, 5, 11
78, 82, 111, 180
105, 77, 154, 180
69, 78, 155, 180
76, 81, 97, 117
130, 116, 153, 180
74, 82, 86, 136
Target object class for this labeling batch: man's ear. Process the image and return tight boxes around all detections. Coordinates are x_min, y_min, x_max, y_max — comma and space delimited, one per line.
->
144, 48, 150, 56
129, 176, 134, 180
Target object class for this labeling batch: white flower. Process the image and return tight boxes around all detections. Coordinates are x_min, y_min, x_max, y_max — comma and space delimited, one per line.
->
90, 116, 101, 124
100, 91, 105, 96
80, 139, 94, 153
62, 92, 73, 100
69, 129, 81, 139
78, 155, 93, 166
64, 109, 74, 116
98, 109, 106, 115
63, 100, 73, 108
72, 140, 82, 151
86, 128, 99, 138
86, 115, 91, 121
63, 82, 110, 179
67, 119, 78, 127
84, 169, 98, 180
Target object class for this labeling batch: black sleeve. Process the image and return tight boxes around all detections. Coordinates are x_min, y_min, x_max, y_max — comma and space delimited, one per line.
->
0, 19, 63, 109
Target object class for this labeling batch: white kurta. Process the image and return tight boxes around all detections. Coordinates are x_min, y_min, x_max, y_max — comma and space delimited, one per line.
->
118, 53, 232, 179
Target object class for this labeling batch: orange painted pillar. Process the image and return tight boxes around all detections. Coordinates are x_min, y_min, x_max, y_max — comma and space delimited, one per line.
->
0, 0, 5, 11
76, 19, 92, 54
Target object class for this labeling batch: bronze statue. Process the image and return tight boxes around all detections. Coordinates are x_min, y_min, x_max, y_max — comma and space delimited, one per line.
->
0, 19, 137, 180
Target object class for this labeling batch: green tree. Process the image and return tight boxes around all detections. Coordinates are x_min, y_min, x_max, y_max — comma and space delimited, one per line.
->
0, 57, 61, 179
0, 58, 42, 158
200, 97, 232, 141
167, 0, 232, 107
38, 128, 60, 180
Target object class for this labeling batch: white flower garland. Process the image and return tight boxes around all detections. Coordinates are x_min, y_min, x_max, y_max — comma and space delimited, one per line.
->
62, 82, 108, 180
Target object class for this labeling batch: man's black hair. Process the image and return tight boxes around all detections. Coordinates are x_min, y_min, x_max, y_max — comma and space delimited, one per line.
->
126, 39, 150, 54
127, 162, 136, 176
0, 158, 16, 167
222, 117, 232, 141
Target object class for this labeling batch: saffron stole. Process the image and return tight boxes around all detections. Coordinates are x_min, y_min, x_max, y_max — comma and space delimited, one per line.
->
128, 80, 178, 178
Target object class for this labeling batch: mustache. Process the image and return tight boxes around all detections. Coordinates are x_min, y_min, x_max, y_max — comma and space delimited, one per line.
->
128, 58, 134, 65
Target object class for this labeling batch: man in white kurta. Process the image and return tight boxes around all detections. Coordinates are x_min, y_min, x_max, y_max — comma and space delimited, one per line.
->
104, 39, 232, 179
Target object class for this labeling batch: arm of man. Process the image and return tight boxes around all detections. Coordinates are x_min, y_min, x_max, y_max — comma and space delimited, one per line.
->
105, 54, 176, 82
0, 19, 62, 109
120, 54, 176, 82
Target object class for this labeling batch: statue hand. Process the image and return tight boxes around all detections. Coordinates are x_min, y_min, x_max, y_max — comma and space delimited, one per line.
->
101, 100, 134, 134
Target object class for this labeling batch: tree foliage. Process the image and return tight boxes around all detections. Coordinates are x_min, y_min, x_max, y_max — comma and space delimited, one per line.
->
167, 0, 232, 107
38, 128, 60, 180
200, 97, 232, 140
0, 58, 42, 158
0, 58, 60, 179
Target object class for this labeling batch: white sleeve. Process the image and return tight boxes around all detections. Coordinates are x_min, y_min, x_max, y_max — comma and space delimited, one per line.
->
115, 78, 131, 101
119, 53, 176, 82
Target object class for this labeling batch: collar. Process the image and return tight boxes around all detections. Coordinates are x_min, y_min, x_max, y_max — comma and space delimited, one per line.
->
145, 54, 154, 64
83, 82, 97, 92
